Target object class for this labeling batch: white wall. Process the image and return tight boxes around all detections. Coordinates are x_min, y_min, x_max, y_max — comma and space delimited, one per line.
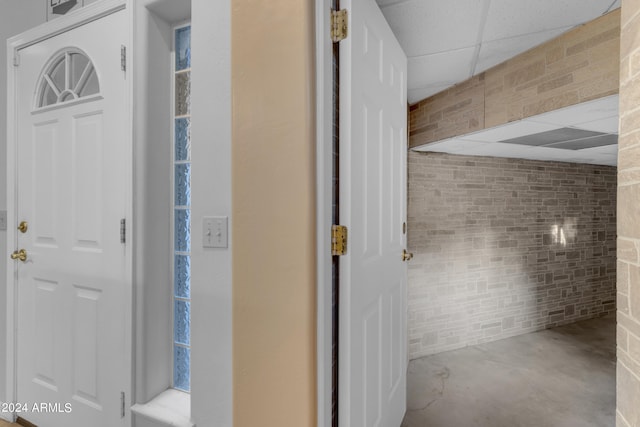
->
190, 0, 232, 425
0, 0, 47, 406
133, 0, 174, 404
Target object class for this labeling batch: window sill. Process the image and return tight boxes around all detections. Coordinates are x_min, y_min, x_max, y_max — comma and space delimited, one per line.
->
131, 389, 193, 427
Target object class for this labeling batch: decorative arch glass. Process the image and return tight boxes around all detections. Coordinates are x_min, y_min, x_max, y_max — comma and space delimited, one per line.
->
36, 49, 100, 108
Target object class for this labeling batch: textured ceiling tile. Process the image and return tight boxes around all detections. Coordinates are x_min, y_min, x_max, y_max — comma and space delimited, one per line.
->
580, 144, 619, 155
380, 0, 486, 56
412, 141, 449, 152
475, 28, 570, 74
408, 48, 475, 90
482, 0, 611, 41
573, 116, 620, 133
458, 121, 560, 143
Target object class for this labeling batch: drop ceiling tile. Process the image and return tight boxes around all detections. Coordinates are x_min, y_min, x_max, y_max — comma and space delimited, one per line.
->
579, 144, 619, 156
443, 139, 487, 153
525, 146, 587, 162
527, 95, 619, 127
463, 142, 536, 157
500, 128, 604, 146
408, 48, 476, 90
573, 116, 619, 134
412, 141, 450, 152
458, 121, 560, 143
475, 28, 570, 74
408, 84, 455, 104
380, 0, 486, 56
545, 134, 617, 150
482, 0, 611, 42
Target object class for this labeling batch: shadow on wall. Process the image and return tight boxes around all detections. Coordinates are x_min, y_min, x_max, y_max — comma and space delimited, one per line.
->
406, 151, 617, 360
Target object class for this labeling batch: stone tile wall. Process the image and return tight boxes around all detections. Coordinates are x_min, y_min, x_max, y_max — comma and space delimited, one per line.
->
617, 1, 640, 425
409, 9, 620, 148
408, 151, 617, 359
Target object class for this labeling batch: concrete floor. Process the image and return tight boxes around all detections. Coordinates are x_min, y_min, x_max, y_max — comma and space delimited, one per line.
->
402, 315, 616, 427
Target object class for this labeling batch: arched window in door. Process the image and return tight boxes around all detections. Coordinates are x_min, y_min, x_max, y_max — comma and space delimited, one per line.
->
35, 48, 100, 108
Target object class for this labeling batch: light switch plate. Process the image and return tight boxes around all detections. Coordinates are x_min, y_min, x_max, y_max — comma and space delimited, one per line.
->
203, 216, 228, 248
0, 210, 6, 231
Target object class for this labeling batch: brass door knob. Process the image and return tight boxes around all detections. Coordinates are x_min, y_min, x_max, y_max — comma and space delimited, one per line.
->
402, 249, 413, 262
17, 221, 28, 233
10, 249, 27, 262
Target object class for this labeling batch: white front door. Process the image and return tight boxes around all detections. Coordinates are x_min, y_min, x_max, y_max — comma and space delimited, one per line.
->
12, 9, 130, 427
339, 0, 408, 426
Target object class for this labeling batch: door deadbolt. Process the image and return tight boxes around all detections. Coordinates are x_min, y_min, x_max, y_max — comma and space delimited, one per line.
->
17, 221, 28, 233
10, 249, 27, 262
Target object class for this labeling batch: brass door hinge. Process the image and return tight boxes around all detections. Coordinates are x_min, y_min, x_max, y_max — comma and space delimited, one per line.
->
331, 9, 348, 43
332, 225, 348, 256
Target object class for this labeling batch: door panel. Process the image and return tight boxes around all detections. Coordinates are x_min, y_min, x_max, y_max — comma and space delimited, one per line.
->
14, 9, 129, 427
339, 0, 408, 426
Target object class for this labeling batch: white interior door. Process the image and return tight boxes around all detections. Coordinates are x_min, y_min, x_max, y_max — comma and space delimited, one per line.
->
12, 10, 130, 427
339, 0, 408, 426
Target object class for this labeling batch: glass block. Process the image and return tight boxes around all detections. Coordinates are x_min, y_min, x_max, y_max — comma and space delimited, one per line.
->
174, 300, 190, 345
175, 209, 190, 252
175, 118, 191, 161
175, 72, 191, 116
174, 345, 190, 392
175, 164, 191, 207
174, 255, 190, 299
175, 26, 191, 71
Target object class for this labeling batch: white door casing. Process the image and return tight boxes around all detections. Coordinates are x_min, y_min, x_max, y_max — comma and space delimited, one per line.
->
339, 0, 408, 426
8, 6, 131, 427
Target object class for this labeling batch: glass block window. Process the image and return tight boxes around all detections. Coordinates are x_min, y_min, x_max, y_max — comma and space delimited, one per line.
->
36, 49, 100, 108
173, 24, 191, 393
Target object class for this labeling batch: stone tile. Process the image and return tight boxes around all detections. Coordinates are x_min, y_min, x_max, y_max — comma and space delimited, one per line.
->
618, 239, 638, 264
618, 324, 629, 352
620, 8, 640, 59
408, 152, 616, 357
629, 331, 640, 363
619, 260, 630, 295
617, 362, 640, 426
409, 10, 620, 147
617, 411, 632, 427
630, 264, 640, 320
618, 185, 640, 239
619, 311, 640, 339
618, 168, 640, 185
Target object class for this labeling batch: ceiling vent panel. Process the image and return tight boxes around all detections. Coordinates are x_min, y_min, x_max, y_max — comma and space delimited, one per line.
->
545, 134, 618, 150
499, 127, 605, 146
